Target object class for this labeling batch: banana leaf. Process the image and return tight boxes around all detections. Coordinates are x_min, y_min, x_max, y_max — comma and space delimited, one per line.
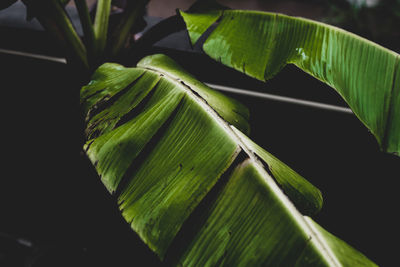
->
179, 9, 400, 156
81, 54, 376, 266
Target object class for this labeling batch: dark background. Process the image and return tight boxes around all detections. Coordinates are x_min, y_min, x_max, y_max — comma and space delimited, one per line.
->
1, 1, 399, 266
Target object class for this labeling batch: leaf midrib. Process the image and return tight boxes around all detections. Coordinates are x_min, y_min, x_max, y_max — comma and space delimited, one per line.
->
382, 56, 400, 151
138, 65, 341, 266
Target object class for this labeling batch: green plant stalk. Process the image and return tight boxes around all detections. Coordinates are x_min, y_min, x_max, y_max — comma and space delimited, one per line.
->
74, 0, 95, 64
23, 0, 88, 69
93, 0, 112, 59
47, 0, 88, 68
48, 0, 87, 66
110, 0, 149, 57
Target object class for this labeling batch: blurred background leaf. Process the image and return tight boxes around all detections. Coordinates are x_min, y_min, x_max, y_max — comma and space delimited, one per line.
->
0, 0, 17, 10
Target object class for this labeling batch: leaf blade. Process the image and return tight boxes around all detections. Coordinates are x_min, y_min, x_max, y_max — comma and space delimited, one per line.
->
231, 126, 323, 215
82, 54, 377, 266
118, 92, 240, 257
181, 9, 400, 155
137, 54, 250, 134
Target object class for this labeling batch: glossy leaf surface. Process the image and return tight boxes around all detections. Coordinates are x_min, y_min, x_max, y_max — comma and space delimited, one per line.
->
81, 54, 376, 266
180, 9, 400, 155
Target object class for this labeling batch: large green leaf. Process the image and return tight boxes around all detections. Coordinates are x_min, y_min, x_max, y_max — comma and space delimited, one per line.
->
179, 9, 400, 156
81, 54, 376, 265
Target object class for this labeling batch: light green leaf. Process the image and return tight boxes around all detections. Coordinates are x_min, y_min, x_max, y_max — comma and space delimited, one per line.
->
174, 160, 375, 266
231, 126, 323, 215
181, 9, 222, 45
180, 9, 400, 155
301, 217, 378, 266
81, 54, 376, 265
137, 54, 250, 135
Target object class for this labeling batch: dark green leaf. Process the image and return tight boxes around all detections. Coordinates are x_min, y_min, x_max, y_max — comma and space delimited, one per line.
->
180, 9, 400, 155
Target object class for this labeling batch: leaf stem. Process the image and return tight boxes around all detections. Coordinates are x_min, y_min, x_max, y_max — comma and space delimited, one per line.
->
93, 0, 112, 59
109, 0, 149, 57
74, 0, 95, 63
23, 0, 89, 69
47, 0, 88, 67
